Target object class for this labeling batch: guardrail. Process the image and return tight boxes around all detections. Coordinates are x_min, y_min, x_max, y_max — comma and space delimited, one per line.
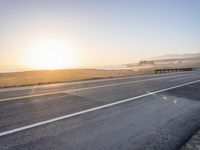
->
154, 68, 194, 74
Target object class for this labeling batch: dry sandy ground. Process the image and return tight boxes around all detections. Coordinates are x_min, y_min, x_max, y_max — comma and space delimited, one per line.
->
0, 68, 154, 88
0, 63, 198, 89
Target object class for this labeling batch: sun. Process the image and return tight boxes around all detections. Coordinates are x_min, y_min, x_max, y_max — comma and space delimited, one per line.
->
26, 40, 76, 70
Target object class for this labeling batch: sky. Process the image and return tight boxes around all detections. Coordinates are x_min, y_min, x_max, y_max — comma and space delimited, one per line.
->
0, 0, 200, 72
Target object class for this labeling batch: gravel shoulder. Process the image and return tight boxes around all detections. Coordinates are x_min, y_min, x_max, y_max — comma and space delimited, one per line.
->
180, 129, 200, 150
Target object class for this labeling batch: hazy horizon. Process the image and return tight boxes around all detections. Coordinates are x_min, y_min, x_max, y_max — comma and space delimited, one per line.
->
1, 0, 200, 72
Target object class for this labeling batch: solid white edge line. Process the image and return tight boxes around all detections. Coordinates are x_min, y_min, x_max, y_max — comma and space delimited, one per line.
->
0, 79, 200, 137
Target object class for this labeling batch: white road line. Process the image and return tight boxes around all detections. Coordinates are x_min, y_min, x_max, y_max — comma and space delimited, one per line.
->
0, 79, 200, 137
0, 73, 196, 102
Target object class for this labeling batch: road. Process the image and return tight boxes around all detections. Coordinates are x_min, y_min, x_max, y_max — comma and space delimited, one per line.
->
0, 71, 200, 150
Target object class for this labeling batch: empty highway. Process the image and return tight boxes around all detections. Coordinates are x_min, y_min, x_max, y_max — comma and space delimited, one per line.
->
0, 71, 200, 150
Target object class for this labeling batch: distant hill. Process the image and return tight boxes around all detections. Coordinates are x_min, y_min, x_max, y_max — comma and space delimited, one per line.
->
150, 52, 200, 60
124, 52, 200, 67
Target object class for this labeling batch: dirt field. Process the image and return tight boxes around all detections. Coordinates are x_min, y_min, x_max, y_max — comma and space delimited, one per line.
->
0, 68, 155, 88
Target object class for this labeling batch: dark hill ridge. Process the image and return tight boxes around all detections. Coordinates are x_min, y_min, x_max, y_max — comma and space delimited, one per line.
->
124, 52, 200, 67
150, 52, 200, 61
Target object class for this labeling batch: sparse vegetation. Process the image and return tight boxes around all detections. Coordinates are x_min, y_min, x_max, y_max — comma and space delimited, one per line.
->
1, 61, 199, 89
0, 68, 154, 88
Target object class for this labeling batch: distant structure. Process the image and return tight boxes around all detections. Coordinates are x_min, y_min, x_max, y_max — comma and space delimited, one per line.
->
139, 60, 154, 65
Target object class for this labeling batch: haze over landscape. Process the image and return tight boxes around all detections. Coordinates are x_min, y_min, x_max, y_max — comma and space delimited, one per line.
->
1, 1, 200, 150
1, 0, 200, 72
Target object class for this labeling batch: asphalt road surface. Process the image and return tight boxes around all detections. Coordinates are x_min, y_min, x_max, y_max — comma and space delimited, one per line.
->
0, 71, 200, 150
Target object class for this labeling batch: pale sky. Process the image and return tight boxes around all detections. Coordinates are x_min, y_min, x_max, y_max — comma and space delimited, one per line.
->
0, 0, 200, 71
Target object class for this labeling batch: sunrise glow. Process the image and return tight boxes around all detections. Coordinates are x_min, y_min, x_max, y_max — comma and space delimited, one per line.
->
25, 40, 77, 70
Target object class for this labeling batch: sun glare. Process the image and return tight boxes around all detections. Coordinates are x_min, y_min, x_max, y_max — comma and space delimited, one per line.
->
26, 40, 77, 70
